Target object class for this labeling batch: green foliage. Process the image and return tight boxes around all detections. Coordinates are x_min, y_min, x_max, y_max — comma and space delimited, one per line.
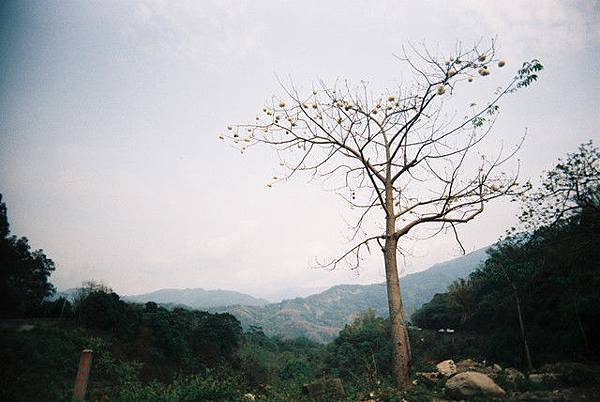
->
324, 309, 393, 384
139, 305, 243, 371
279, 358, 312, 380
411, 142, 600, 368
78, 290, 142, 340
411, 293, 461, 329
0, 326, 141, 402
410, 328, 487, 367
0, 327, 83, 402
237, 326, 324, 389
116, 372, 241, 402
190, 312, 242, 364
472, 116, 486, 128
515, 59, 544, 89
516, 140, 599, 231
40, 296, 74, 318
0, 194, 56, 318
0, 287, 250, 400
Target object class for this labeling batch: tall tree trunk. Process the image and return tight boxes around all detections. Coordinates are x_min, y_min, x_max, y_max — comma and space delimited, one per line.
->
511, 284, 533, 372
384, 217, 411, 388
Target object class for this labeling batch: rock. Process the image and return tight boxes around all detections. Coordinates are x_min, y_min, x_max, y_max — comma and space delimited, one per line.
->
512, 385, 600, 401
529, 373, 562, 386
416, 371, 441, 384
456, 358, 500, 376
536, 362, 599, 386
456, 359, 477, 372
437, 359, 457, 377
445, 371, 506, 400
505, 367, 525, 380
242, 393, 256, 401
488, 367, 525, 391
303, 378, 345, 401
500, 367, 526, 390
17, 324, 35, 332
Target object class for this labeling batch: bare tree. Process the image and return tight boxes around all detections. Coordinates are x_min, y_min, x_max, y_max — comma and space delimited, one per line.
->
222, 41, 542, 388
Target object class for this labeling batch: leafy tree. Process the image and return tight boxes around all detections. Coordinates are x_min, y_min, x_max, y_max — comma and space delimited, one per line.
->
476, 242, 536, 371
0, 194, 56, 317
77, 290, 142, 340
411, 293, 461, 330
325, 309, 393, 384
516, 141, 599, 231
279, 358, 311, 381
73, 280, 113, 308
509, 140, 599, 366
145, 306, 192, 364
224, 41, 542, 387
190, 312, 242, 365
40, 296, 73, 319
447, 278, 478, 325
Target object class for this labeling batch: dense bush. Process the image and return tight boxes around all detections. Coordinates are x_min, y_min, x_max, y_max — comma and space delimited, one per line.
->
411, 293, 460, 331
324, 309, 393, 384
116, 372, 241, 402
0, 327, 140, 402
238, 326, 324, 388
78, 291, 142, 340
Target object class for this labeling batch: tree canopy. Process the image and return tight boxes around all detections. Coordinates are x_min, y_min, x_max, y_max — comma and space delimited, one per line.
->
0, 194, 56, 318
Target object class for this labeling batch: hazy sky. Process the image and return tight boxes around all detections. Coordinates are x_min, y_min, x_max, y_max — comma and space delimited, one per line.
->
1, 1, 598, 301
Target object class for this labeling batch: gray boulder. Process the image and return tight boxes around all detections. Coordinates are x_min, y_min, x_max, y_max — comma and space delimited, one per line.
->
456, 358, 501, 376
445, 371, 506, 400
437, 359, 457, 377
498, 367, 526, 391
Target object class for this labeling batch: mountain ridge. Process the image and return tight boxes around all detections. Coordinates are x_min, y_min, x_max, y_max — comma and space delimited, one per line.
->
123, 287, 269, 308
210, 246, 490, 342
57, 247, 489, 342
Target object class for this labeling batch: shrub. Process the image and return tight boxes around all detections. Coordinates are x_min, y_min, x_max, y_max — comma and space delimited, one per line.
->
116, 372, 240, 402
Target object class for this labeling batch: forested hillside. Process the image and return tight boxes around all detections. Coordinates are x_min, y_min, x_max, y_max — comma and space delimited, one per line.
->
211, 247, 487, 342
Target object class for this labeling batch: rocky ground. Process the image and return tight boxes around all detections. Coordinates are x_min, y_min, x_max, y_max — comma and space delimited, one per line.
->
411, 359, 600, 401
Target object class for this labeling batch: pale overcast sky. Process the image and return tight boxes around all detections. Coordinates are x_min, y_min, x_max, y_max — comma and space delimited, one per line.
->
1, 1, 598, 301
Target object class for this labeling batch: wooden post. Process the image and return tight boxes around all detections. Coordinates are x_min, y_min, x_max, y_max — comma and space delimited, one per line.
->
72, 349, 93, 401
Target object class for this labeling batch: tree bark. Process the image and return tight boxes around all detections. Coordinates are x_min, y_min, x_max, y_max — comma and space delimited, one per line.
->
384, 217, 411, 388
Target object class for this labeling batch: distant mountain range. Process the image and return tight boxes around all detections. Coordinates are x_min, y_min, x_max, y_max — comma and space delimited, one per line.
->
58, 247, 489, 342
209, 246, 490, 342
123, 288, 269, 308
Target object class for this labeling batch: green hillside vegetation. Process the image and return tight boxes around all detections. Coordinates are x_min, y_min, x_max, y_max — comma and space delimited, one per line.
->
412, 206, 600, 368
413, 141, 600, 368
